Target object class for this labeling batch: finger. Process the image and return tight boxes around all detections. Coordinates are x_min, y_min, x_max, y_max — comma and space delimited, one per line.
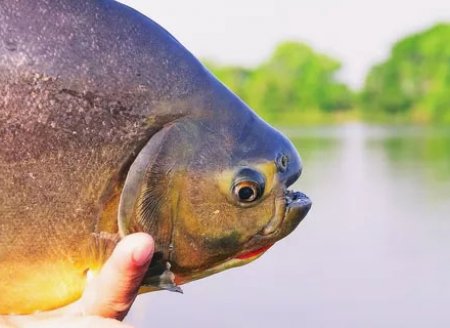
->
0, 315, 133, 328
81, 233, 154, 320
29, 316, 132, 328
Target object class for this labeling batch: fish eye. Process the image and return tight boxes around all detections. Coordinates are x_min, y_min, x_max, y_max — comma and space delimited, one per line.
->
234, 181, 259, 202
232, 168, 265, 204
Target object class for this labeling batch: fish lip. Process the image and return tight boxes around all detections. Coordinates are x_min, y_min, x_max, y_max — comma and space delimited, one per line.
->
235, 243, 274, 260
285, 190, 312, 210
283, 190, 312, 229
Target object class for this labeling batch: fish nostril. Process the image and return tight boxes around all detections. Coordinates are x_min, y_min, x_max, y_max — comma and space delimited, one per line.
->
277, 148, 302, 188
275, 153, 289, 172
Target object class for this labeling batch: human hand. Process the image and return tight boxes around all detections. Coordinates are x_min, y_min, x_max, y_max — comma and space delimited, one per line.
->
1, 233, 154, 328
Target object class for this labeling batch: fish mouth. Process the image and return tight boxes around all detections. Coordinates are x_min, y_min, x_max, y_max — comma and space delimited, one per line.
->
233, 189, 311, 262
261, 189, 312, 236
280, 189, 312, 234
173, 190, 312, 285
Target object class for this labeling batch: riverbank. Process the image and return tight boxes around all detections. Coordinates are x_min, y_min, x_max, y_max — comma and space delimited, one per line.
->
259, 109, 450, 127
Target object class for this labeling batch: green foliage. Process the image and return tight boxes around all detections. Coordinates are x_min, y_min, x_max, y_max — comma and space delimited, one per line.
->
361, 23, 450, 123
206, 42, 353, 124
205, 23, 450, 125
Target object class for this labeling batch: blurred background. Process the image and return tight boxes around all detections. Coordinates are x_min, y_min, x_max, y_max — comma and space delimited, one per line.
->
118, 1, 450, 327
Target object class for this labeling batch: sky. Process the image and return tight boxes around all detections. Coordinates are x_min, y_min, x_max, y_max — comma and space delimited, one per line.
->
118, 0, 450, 89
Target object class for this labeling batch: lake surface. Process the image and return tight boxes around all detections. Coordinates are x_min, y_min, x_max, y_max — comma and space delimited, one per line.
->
126, 123, 450, 328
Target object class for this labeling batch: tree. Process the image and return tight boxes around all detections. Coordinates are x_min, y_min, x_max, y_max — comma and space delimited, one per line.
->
206, 42, 353, 122
361, 23, 450, 122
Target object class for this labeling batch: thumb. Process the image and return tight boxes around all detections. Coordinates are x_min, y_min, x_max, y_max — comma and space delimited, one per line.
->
81, 233, 154, 320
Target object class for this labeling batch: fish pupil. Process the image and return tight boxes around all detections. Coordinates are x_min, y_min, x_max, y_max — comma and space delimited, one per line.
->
239, 187, 255, 201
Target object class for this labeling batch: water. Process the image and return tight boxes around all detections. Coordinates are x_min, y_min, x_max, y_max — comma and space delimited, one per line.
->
126, 123, 450, 328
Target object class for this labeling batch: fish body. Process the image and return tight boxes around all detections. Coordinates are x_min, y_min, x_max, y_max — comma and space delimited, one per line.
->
0, 0, 311, 314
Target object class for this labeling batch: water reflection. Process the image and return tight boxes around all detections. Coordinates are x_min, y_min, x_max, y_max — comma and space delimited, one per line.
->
127, 124, 450, 328
372, 126, 450, 181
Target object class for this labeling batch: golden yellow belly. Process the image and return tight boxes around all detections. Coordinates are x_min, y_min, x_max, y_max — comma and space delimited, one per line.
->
0, 261, 89, 314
